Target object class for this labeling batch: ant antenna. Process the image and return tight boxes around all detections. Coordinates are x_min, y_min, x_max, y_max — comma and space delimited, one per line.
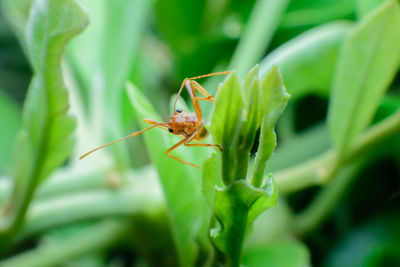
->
80, 122, 167, 160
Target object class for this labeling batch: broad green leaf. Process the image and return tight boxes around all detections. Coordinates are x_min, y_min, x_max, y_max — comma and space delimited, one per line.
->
328, 0, 400, 156
201, 153, 223, 207
242, 240, 310, 267
210, 73, 244, 185
210, 178, 277, 265
2, 0, 88, 235
260, 22, 351, 99
356, 0, 386, 18
126, 83, 209, 267
252, 66, 290, 188
282, 0, 354, 27
0, 91, 21, 174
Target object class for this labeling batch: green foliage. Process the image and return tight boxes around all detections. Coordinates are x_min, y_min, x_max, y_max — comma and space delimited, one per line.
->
328, 0, 400, 156
0, 0, 88, 247
206, 65, 288, 266
1, 0, 400, 266
127, 83, 209, 267
229, 0, 290, 77
252, 66, 290, 187
260, 22, 352, 98
0, 92, 21, 174
282, 0, 355, 27
210, 73, 244, 185
210, 178, 277, 265
356, 0, 386, 17
242, 240, 310, 267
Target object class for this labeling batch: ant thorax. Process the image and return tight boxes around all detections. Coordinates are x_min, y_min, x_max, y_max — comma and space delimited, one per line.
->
168, 109, 199, 137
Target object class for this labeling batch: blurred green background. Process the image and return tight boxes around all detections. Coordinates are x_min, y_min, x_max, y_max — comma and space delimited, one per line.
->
0, 0, 400, 266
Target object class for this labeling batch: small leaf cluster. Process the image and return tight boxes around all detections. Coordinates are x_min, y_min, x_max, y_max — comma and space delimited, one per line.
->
203, 65, 289, 265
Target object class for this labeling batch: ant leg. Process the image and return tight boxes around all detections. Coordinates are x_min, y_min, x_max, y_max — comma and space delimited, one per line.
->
184, 141, 223, 152
183, 130, 223, 151
185, 71, 233, 81
184, 79, 203, 122
173, 71, 232, 112
165, 135, 200, 168
189, 80, 215, 103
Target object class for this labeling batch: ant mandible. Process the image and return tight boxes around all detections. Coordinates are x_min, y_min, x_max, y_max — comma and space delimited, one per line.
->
80, 71, 232, 168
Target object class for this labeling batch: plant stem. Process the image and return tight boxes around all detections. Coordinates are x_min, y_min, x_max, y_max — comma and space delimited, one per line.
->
0, 220, 129, 267
294, 160, 365, 235
282, 109, 400, 235
275, 109, 400, 194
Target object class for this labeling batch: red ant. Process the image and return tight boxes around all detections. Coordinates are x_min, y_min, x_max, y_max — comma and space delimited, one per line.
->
80, 71, 232, 168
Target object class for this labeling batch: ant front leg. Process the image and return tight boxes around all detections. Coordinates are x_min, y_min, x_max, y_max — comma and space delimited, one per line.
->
165, 136, 200, 168
189, 80, 215, 103
183, 130, 223, 151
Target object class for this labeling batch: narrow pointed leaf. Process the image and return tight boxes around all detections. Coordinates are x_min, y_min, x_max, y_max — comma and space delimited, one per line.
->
210, 73, 244, 185
234, 65, 263, 179
252, 66, 290, 188
328, 0, 400, 155
126, 83, 208, 267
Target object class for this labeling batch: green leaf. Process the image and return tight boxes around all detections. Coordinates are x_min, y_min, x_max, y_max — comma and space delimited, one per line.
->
210, 178, 277, 265
67, 0, 105, 92
252, 66, 290, 188
1, 0, 88, 239
260, 22, 351, 99
328, 0, 400, 156
229, 0, 290, 77
242, 240, 310, 267
126, 83, 209, 267
282, 0, 355, 28
1, 0, 32, 53
356, 0, 386, 18
267, 123, 331, 172
67, 0, 152, 167
233, 65, 264, 180
325, 214, 400, 267
0, 91, 21, 174
210, 73, 244, 185
201, 153, 222, 208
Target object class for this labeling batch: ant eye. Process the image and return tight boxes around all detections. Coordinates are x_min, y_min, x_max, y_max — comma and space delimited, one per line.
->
176, 109, 182, 113
168, 128, 173, 133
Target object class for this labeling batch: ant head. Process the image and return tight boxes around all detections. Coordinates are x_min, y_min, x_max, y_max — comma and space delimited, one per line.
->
168, 108, 189, 135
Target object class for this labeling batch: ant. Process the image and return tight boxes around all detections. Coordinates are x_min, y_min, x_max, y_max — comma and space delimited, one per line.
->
80, 71, 232, 168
